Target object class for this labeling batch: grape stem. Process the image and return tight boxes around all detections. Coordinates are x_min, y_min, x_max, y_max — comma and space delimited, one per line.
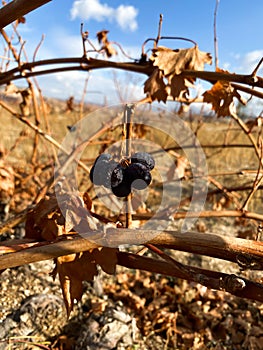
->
123, 104, 135, 228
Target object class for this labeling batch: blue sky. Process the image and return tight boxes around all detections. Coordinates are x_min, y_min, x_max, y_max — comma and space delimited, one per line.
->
2, 0, 263, 109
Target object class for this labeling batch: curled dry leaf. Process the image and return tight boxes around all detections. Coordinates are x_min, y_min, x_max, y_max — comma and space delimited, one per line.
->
167, 74, 194, 100
25, 194, 62, 240
96, 29, 117, 58
144, 45, 212, 103
96, 30, 109, 45
166, 155, 190, 181
203, 69, 247, 117
25, 193, 118, 316
144, 69, 168, 102
56, 247, 118, 316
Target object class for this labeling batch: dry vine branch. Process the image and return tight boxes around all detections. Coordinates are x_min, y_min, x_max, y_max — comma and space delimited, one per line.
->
1, 230, 263, 270
0, 0, 51, 29
1, 231, 263, 301
0, 56, 262, 94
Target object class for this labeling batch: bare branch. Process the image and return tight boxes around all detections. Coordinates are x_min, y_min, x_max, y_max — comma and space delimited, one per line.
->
213, 0, 220, 69
0, 0, 51, 29
1, 231, 263, 300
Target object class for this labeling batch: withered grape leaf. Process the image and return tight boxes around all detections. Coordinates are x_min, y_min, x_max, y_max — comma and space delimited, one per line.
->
25, 194, 61, 240
96, 30, 109, 44
144, 69, 168, 102
56, 247, 118, 316
57, 251, 98, 316
91, 247, 118, 274
150, 45, 212, 76
25, 193, 118, 316
25, 192, 97, 240
203, 78, 246, 117
96, 29, 117, 58
168, 74, 194, 100
144, 45, 211, 103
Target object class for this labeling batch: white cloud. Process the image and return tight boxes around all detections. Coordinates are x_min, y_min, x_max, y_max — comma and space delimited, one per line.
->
70, 0, 138, 32
70, 0, 113, 22
115, 5, 138, 32
232, 50, 263, 74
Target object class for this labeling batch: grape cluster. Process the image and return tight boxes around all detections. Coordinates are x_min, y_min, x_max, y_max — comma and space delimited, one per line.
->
90, 152, 155, 197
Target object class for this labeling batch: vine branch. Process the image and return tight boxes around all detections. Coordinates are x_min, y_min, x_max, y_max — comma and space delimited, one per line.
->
0, 0, 51, 29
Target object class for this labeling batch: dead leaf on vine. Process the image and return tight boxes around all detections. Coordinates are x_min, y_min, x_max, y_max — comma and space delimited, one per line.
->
203, 70, 246, 117
167, 74, 194, 100
150, 45, 212, 76
25, 194, 61, 240
55, 247, 118, 316
97, 30, 109, 44
144, 45, 211, 103
144, 69, 168, 102
96, 29, 117, 57
25, 193, 118, 316
25, 191, 98, 240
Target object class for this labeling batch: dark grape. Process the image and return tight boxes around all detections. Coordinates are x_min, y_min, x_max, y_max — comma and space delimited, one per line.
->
94, 153, 112, 164
111, 164, 124, 188
126, 163, 152, 190
90, 159, 111, 186
111, 180, 131, 197
131, 152, 155, 170
90, 152, 154, 197
90, 154, 115, 188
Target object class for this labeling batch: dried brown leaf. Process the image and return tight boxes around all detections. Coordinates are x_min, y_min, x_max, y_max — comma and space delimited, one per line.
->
96, 29, 117, 57
25, 194, 60, 240
167, 74, 193, 100
25, 193, 97, 240
203, 77, 246, 117
56, 247, 118, 316
57, 251, 98, 316
144, 69, 168, 102
91, 247, 118, 274
145, 45, 210, 103
102, 42, 117, 58
150, 45, 212, 77
19, 89, 32, 116
96, 30, 109, 45
16, 16, 26, 25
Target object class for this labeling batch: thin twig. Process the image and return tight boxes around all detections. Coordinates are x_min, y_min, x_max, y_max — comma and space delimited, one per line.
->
155, 14, 163, 47
33, 34, 45, 62
251, 56, 263, 77
213, 0, 220, 69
